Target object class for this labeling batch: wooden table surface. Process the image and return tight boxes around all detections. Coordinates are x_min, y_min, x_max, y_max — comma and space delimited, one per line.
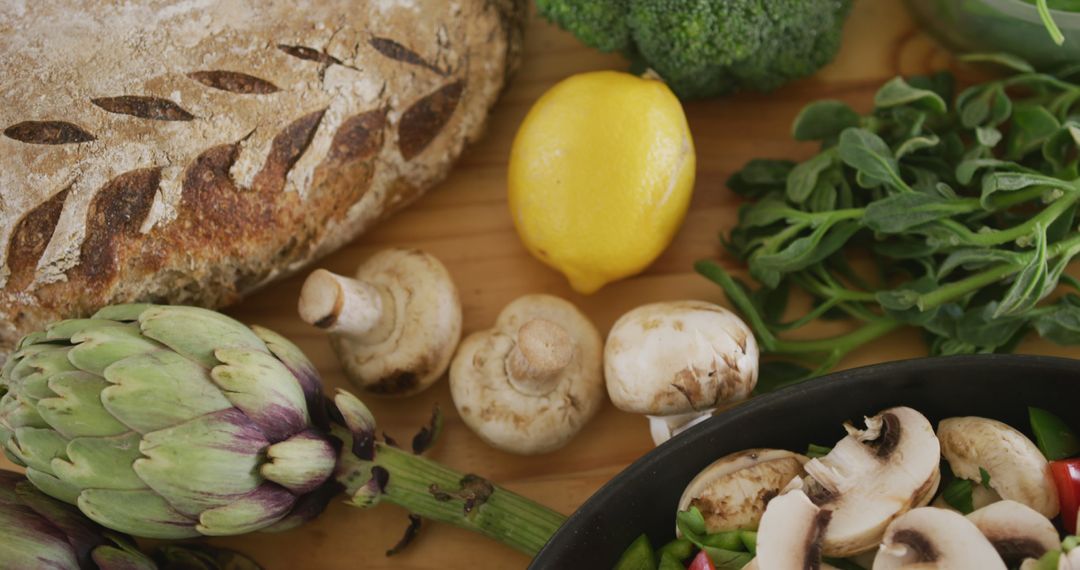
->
7, 1, 1080, 568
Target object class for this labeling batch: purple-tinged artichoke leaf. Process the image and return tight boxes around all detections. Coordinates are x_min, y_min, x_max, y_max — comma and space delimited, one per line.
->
196, 483, 294, 536
78, 488, 200, 539
101, 350, 231, 434
138, 306, 268, 368
251, 326, 322, 408
154, 543, 264, 570
333, 390, 376, 438
92, 304, 155, 323
15, 480, 110, 567
10, 426, 68, 472
67, 323, 162, 376
52, 431, 146, 491
261, 479, 342, 533
210, 347, 309, 442
134, 409, 268, 517
412, 405, 443, 455
38, 372, 128, 438
0, 469, 23, 502
92, 543, 157, 570
347, 475, 383, 509
26, 468, 82, 504
0, 487, 80, 569
261, 429, 336, 494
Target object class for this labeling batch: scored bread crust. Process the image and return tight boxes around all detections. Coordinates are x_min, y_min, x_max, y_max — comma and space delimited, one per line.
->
0, 0, 525, 355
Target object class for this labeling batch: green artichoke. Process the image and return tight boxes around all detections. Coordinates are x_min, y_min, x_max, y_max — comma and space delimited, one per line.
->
0, 304, 565, 555
0, 469, 261, 569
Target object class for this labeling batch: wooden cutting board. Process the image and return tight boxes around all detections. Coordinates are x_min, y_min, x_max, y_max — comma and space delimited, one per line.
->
5, 1, 1079, 568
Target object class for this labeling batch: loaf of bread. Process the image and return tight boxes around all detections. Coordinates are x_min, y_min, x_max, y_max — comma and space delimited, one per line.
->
0, 0, 524, 354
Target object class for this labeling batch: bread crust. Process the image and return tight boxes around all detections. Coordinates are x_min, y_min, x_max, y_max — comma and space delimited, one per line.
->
0, 0, 525, 354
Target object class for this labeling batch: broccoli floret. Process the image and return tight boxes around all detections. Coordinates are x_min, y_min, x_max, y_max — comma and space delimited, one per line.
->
535, 0, 633, 53
536, 0, 853, 100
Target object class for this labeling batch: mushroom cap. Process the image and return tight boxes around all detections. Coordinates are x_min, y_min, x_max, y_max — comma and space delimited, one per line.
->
604, 300, 758, 415
801, 407, 941, 557
756, 490, 831, 570
967, 500, 1059, 566
331, 248, 462, 396
938, 416, 1060, 518
449, 294, 604, 455
678, 448, 808, 533
872, 508, 1006, 570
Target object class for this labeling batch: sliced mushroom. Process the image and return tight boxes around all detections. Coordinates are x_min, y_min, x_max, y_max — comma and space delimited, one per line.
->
298, 248, 462, 396
1065, 547, 1080, 569
604, 300, 758, 445
872, 507, 1006, 569
449, 294, 604, 454
755, 490, 831, 570
678, 449, 808, 533
799, 407, 941, 557
967, 500, 1059, 567
938, 416, 1060, 518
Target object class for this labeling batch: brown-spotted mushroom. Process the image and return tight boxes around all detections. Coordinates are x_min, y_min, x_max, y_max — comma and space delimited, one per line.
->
938, 416, 1060, 518
604, 300, 758, 445
678, 448, 808, 533
449, 294, 604, 455
298, 248, 462, 397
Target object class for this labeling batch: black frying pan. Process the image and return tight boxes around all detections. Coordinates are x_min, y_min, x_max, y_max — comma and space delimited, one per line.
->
530, 354, 1080, 568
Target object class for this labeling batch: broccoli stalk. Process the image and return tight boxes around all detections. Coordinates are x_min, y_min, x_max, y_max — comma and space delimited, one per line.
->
536, 0, 853, 100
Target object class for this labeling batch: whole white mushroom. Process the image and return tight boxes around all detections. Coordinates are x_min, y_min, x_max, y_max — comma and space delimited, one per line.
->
449, 294, 604, 455
604, 300, 758, 445
298, 248, 462, 397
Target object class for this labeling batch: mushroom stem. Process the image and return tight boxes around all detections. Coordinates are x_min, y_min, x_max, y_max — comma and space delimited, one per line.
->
649, 411, 714, 445
298, 269, 395, 340
505, 318, 575, 396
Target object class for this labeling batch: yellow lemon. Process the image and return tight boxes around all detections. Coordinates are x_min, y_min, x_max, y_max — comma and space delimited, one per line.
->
508, 70, 695, 294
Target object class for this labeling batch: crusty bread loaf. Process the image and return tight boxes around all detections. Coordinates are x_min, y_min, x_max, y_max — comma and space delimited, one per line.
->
0, 0, 524, 355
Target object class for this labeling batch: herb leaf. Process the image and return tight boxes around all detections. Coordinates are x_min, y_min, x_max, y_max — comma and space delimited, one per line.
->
874, 77, 948, 113
792, 100, 861, 141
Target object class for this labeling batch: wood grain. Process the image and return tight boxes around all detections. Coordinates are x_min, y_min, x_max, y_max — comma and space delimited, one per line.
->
4, 1, 1079, 567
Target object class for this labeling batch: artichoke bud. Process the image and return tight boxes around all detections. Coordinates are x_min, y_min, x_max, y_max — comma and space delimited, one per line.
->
261, 430, 336, 494
0, 305, 343, 541
0, 470, 155, 570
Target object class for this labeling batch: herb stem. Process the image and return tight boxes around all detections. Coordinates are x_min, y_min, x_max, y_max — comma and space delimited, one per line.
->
917, 231, 1080, 310
1036, 0, 1066, 46
772, 318, 901, 354
933, 190, 1080, 247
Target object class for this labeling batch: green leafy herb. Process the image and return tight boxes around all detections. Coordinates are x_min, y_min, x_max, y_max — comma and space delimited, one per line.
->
1030, 406, 1080, 459
806, 443, 832, 459
942, 478, 975, 514
793, 100, 861, 141
960, 53, 1035, 74
979, 467, 992, 488
697, 61, 1080, 385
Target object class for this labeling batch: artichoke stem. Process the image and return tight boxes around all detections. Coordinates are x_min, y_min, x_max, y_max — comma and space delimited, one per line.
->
338, 442, 566, 556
